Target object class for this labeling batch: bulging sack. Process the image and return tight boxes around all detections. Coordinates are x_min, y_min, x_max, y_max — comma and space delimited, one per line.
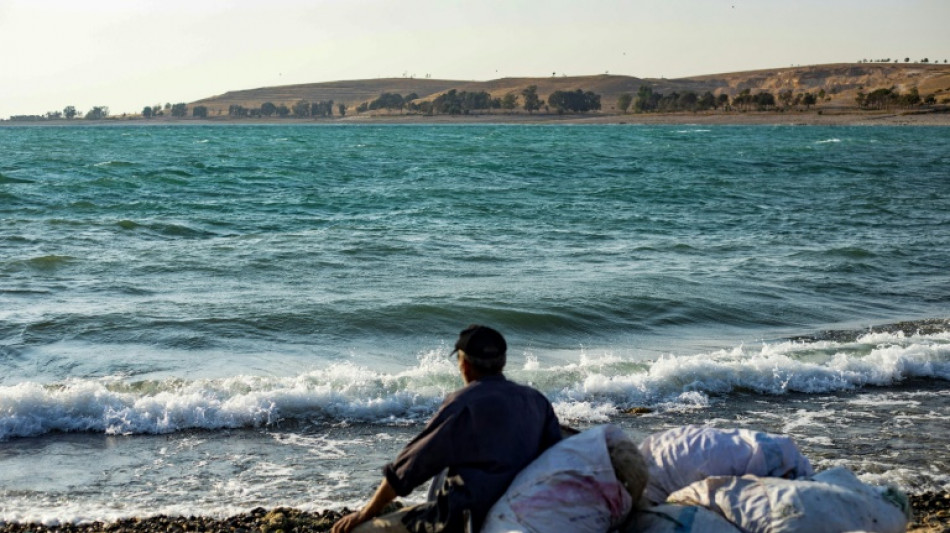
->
667, 466, 910, 533
621, 504, 741, 533
482, 425, 645, 533
639, 425, 814, 504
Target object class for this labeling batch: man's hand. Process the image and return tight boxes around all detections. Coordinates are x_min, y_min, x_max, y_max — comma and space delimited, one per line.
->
331, 510, 366, 533
331, 478, 397, 533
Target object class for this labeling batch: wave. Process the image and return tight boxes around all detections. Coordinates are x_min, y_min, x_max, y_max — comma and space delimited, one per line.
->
2, 254, 77, 272
1, 328, 947, 441
92, 160, 136, 168
0, 173, 34, 184
115, 220, 219, 238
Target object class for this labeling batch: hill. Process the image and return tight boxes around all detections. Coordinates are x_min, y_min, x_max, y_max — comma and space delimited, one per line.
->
190, 63, 950, 116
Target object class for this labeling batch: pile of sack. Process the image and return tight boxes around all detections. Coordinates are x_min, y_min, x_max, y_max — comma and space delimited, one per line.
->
482, 425, 912, 533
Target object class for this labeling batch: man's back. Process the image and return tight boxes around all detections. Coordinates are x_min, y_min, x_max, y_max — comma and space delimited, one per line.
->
384, 375, 561, 532
332, 326, 560, 533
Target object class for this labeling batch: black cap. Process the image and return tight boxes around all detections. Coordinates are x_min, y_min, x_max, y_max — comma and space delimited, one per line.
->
451, 325, 507, 363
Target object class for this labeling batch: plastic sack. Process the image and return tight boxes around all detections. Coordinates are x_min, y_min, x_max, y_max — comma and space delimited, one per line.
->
639, 425, 814, 504
481, 425, 640, 533
667, 466, 910, 533
620, 504, 741, 533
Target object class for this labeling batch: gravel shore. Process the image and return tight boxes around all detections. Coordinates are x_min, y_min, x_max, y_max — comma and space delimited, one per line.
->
1, 493, 947, 532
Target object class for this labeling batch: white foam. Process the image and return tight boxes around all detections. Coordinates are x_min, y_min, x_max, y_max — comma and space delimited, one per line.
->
1, 331, 948, 440
270, 433, 372, 459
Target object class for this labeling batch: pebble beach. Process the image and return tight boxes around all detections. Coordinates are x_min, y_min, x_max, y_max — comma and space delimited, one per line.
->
0, 494, 946, 532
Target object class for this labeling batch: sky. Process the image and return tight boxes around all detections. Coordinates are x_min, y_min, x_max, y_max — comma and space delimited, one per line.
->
1, 0, 948, 119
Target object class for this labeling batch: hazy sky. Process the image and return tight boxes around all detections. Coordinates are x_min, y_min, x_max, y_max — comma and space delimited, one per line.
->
1, 0, 947, 119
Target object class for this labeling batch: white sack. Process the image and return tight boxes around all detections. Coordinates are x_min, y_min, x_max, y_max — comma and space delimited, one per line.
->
481, 425, 634, 533
639, 425, 814, 504
621, 504, 741, 533
667, 466, 910, 533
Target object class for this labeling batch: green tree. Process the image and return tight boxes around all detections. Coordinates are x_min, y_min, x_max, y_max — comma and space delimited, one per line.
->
85, 106, 109, 120
171, 103, 188, 117
292, 100, 311, 118
899, 87, 921, 107
192, 106, 208, 118
276, 104, 290, 117
801, 92, 817, 110
732, 89, 753, 111
430, 90, 494, 115
678, 91, 699, 111
865, 88, 896, 109
522, 85, 541, 113
753, 92, 776, 110
698, 91, 716, 110
311, 100, 333, 117
634, 84, 657, 112
434, 89, 463, 115
63, 105, 77, 119
617, 93, 633, 113
261, 102, 277, 117
779, 90, 794, 109
142, 106, 153, 119
501, 92, 518, 111
855, 91, 867, 108
338, 103, 346, 116
369, 93, 406, 112
548, 89, 601, 113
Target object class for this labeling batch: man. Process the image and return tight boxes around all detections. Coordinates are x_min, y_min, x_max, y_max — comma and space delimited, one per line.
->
332, 325, 562, 533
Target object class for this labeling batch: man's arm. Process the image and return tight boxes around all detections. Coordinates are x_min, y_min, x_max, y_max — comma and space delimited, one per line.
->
331, 478, 398, 533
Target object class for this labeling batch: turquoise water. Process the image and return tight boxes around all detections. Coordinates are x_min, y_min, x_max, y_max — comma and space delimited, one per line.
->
4, 125, 948, 370
1, 124, 949, 521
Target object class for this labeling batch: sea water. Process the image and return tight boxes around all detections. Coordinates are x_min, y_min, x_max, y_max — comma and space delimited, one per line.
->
1, 124, 948, 523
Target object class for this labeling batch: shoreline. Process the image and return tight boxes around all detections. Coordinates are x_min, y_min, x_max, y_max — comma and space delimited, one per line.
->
0, 492, 946, 532
3, 109, 950, 127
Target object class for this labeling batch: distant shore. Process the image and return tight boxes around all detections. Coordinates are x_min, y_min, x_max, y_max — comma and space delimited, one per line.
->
4, 109, 950, 127
335, 108, 950, 126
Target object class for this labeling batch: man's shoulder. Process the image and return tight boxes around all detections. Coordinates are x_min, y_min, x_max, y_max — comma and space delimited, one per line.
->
455, 375, 550, 403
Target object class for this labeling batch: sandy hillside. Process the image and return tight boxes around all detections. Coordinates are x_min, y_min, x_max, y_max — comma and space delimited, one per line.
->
190, 63, 950, 115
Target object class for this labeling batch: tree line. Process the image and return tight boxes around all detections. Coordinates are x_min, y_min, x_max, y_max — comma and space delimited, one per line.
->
225, 100, 345, 119
9, 105, 103, 121
350, 85, 600, 115
7, 81, 942, 122
858, 58, 947, 64
623, 85, 844, 113
855, 87, 936, 109
356, 89, 514, 115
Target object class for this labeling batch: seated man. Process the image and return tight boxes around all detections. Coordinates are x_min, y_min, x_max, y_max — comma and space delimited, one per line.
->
332, 325, 562, 533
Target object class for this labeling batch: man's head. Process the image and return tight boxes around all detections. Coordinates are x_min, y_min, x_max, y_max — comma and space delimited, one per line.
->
452, 325, 507, 378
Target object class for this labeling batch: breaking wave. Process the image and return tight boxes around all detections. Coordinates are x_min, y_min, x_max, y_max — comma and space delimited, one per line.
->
2, 328, 947, 441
